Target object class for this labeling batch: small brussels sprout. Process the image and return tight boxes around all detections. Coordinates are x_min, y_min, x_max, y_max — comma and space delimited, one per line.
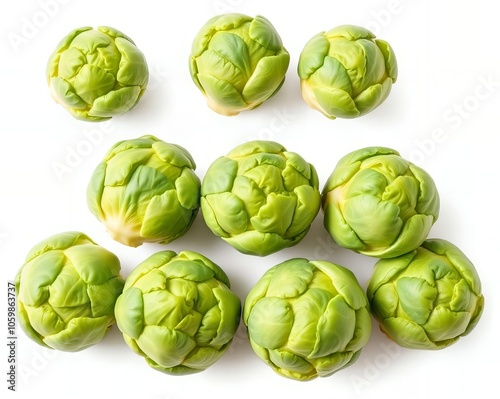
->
367, 239, 484, 350
298, 25, 397, 119
201, 140, 321, 256
322, 146, 440, 258
47, 26, 149, 121
243, 258, 372, 381
15, 231, 124, 352
114, 250, 241, 375
87, 135, 201, 247
189, 13, 290, 116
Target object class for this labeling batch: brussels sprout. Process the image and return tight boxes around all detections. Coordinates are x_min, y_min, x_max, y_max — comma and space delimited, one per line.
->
189, 13, 290, 116
243, 258, 372, 381
298, 25, 397, 119
322, 146, 440, 258
87, 135, 201, 247
114, 250, 241, 375
47, 26, 149, 121
201, 140, 321, 256
14, 231, 124, 352
367, 239, 484, 350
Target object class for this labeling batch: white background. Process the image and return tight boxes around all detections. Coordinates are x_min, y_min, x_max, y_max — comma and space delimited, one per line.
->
1, 0, 499, 398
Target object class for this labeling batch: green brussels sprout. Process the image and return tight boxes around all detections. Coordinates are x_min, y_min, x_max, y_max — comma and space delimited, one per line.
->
114, 250, 241, 375
14, 231, 124, 352
201, 140, 321, 256
189, 13, 290, 116
322, 146, 440, 258
367, 239, 484, 350
87, 135, 201, 247
47, 26, 149, 121
243, 258, 372, 381
298, 25, 397, 119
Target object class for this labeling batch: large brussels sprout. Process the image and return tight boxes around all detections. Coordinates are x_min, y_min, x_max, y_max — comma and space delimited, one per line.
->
243, 258, 372, 381
47, 26, 149, 121
322, 146, 440, 258
367, 239, 484, 350
87, 135, 201, 247
14, 231, 124, 352
189, 13, 290, 116
114, 250, 241, 375
298, 25, 397, 119
201, 140, 321, 256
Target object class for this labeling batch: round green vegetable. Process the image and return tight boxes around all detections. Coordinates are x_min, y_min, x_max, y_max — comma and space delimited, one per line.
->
201, 140, 321, 256
47, 26, 149, 121
243, 258, 372, 381
114, 250, 241, 375
298, 24, 397, 119
14, 231, 124, 352
367, 239, 484, 350
86, 135, 201, 247
189, 13, 290, 116
322, 146, 440, 258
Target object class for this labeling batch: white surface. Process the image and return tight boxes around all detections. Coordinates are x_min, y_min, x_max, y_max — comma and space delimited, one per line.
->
1, 0, 498, 398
